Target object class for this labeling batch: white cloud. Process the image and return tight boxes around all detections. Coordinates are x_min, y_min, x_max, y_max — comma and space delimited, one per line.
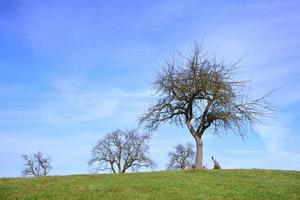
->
0, 78, 153, 126
40, 79, 118, 124
41, 78, 154, 124
253, 114, 300, 170
225, 150, 264, 154
136, 0, 198, 30
255, 116, 291, 153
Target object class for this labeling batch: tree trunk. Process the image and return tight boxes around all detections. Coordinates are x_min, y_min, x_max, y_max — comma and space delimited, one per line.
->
194, 135, 203, 169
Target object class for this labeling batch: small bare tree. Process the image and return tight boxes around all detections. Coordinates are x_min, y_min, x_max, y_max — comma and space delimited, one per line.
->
140, 43, 273, 169
167, 143, 195, 170
89, 129, 155, 173
21, 152, 52, 177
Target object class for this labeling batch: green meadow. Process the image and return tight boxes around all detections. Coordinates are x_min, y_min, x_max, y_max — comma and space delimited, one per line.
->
0, 169, 299, 200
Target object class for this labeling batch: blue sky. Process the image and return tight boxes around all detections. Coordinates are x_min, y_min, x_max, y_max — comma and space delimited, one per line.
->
0, 0, 300, 177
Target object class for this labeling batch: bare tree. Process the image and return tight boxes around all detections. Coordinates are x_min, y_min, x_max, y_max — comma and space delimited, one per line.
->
167, 143, 195, 170
140, 43, 273, 169
211, 156, 221, 169
89, 129, 155, 173
21, 152, 52, 177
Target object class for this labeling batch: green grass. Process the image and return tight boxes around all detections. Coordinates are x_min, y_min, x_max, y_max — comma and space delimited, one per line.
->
0, 169, 299, 200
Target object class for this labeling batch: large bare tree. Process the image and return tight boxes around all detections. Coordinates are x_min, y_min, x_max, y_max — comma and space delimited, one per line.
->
89, 129, 155, 173
167, 143, 195, 170
21, 152, 52, 177
140, 43, 273, 169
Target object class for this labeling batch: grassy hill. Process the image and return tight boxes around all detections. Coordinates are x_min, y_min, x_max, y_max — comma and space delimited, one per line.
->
0, 169, 299, 200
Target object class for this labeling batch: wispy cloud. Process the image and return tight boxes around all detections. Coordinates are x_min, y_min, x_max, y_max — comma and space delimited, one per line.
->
255, 115, 292, 153
135, 0, 198, 30
0, 77, 153, 125
225, 150, 264, 154
40, 79, 118, 124
222, 118, 300, 170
